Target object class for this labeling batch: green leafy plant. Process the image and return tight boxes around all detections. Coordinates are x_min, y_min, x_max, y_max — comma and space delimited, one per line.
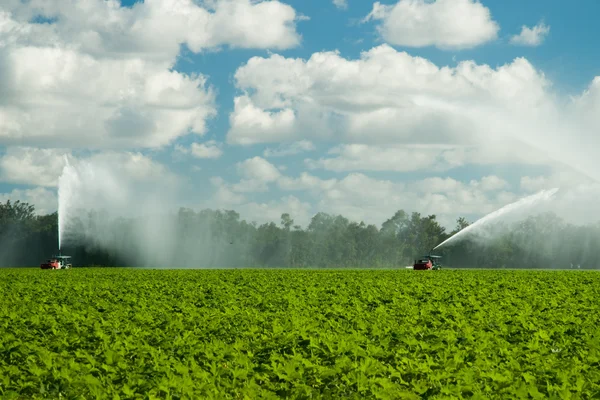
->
1, 268, 600, 399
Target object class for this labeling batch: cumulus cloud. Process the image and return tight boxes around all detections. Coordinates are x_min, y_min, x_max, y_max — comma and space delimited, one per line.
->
0, 147, 178, 191
207, 177, 313, 226
210, 156, 525, 228
228, 95, 296, 145
176, 140, 223, 159
191, 141, 223, 159
363, 0, 499, 49
304, 142, 552, 173
228, 44, 600, 183
305, 144, 451, 172
237, 156, 282, 182
510, 22, 550, 47
2, 0, 301, 59
0, 42, 218, 148
231, 156, 283, 192
210, 176, 246, 205
211, 156, 600, 230
0, 147, 69, 186
235, 195, 313, 227
333, 0, 348, 10
87, 151, 177, 184
295, 173, 515, 228
520, 176, 549, 193
229, 45, 551, 147
264, 140, 315, 157
520, 170, 592, 193
0, 0, 303, 150
471, 175, 509, 191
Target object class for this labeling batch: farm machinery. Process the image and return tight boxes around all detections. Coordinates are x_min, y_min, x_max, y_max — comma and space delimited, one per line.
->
40, 254, 72, 270
413, 254, 443, 270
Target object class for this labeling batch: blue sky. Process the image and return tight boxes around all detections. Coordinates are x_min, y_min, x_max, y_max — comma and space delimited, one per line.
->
1, 0, 599, 228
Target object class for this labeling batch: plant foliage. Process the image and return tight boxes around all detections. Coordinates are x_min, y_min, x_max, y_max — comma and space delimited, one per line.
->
1, 268, 599, 398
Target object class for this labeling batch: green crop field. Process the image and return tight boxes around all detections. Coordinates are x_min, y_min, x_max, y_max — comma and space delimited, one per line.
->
1, 269, 600, 399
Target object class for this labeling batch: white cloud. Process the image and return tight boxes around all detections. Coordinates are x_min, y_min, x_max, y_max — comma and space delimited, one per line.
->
191, 141, 223, 159
231, 156, 283, 192
510, 22, 550, 47
228, 44, 600, 183
304, 142, 552, 173
0, 0, 303, 150
210, 158, 598, 230
278, 172, 337, 193
297, 172, 517, 228
87, 151, 175, 183
413, 177, 463, 194
210, 158, 526, 229
471, 175, 509, 191
236, 195, 313, 227
0, 39, 214, 149
177, 140, 223, 159
333, 0, 348, 10
210, 176, 246, 205
520, 170, 592, 193
228, 95, 296, 145
520, 175, 548, 193
2, 0, 302, 60
263, 140, 315, 157
0, 147, 177, 189
237, 156, 282, 182
229, 45, 552, 149
363, 0, 499, 50
0, 147, 69, 186
568, 77, 600, 131
305, 144, 448, 172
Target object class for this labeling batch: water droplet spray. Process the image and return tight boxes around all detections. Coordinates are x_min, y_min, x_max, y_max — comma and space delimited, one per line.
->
433, 187, 560, 250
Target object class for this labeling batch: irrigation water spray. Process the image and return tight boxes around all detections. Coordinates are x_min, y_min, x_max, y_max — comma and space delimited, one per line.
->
433, 187, 560, 250
55, 154, 186, 267
57, 155, 74, 251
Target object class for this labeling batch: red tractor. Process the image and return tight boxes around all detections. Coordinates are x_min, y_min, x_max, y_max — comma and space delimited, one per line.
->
40, 255, 72, 270
413, 255, 442, 270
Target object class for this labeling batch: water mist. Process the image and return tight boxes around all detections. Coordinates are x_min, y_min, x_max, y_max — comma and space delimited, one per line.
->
414, 88, 600, 252
56, 153, 181, 267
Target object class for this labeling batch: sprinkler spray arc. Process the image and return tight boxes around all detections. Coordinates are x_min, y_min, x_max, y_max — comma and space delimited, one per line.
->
432, 187, 560, 251
58, 155, 69, 252
57, 154, 75, 253
43, 155, 74, 270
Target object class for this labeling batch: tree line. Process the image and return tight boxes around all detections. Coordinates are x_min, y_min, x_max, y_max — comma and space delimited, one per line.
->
0, 199, 598, 268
